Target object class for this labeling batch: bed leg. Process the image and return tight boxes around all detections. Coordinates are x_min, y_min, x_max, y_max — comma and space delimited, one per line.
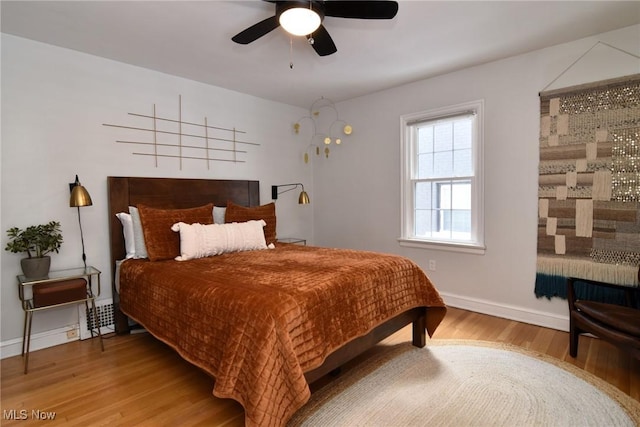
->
113, 302, 130, 334
412, 312, 426, 348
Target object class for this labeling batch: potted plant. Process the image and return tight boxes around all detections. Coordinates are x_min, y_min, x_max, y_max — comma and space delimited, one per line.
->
5, 221, 63, 278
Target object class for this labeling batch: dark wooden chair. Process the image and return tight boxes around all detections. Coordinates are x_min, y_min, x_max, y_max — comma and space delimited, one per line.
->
567, 269, 640, 360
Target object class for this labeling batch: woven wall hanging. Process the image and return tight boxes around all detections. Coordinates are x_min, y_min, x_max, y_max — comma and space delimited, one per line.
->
535, 74, 640, 299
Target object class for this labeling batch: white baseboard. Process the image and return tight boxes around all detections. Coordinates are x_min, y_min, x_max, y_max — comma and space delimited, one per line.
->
440, 292, 570, 332
0, 325, 80, 359
1, 294, 570, 359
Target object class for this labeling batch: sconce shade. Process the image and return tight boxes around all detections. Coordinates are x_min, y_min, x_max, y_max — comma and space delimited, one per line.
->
70, 175, 93, 207
298, 191, 310, 205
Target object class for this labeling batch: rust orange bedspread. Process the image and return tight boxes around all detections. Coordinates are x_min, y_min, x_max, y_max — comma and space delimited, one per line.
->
119, 244, 446, 426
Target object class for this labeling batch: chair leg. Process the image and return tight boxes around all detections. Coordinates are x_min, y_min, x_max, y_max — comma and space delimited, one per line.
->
569, 319, 579, 358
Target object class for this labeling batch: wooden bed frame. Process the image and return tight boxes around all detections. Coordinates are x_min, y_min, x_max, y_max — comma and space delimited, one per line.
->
107, 176, 427, 384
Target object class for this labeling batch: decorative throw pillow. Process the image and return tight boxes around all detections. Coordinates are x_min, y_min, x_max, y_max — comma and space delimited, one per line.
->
115, 212, 135, 259
171, 220, 270, 261
225, 201, 277, 245
138, 203, 214, 261
128, 206, 148, 259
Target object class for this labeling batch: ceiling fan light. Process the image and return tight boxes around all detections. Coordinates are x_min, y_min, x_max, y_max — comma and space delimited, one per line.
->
279, 7, 321, 36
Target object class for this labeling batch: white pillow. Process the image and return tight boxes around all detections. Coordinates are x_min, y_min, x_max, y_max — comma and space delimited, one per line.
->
129, 206, 149, 259
213, 206, 226, 224
171, 220, 272, 261
115, 212, 135, 259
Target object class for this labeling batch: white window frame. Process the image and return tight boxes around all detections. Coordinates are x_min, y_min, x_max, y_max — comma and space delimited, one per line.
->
399, 100, 485, 254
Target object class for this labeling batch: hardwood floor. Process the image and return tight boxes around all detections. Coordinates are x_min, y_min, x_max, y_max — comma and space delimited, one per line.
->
2, 307, 638, 426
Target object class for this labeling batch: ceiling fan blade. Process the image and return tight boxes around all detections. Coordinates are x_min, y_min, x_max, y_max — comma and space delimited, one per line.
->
324, 1, 398, 19
232, 15, 280, 44
308, 25, 337, 56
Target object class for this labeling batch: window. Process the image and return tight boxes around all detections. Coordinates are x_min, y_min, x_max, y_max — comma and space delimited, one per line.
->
400, 100, 484, 253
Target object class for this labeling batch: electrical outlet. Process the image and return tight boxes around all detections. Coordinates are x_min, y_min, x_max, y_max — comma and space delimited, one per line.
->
66, 329, 78, 339
428, 260, 436, 271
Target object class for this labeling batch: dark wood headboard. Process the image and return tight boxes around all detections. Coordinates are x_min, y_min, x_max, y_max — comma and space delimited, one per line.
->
107, 176, 260, 332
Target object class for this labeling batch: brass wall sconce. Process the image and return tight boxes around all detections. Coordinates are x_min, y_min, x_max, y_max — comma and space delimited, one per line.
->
272, 183, 310, 204
293, 97, 352, 163
69, 175, 92, 268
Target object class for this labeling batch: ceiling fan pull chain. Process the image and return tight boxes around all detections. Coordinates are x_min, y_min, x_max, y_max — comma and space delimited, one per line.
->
289, 37, 294, 69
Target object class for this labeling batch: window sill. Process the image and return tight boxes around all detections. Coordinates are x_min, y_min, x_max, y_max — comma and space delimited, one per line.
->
398, 238, 486, 255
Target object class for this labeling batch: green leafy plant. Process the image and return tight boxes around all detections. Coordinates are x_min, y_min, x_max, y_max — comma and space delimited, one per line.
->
5, 221, 63, 258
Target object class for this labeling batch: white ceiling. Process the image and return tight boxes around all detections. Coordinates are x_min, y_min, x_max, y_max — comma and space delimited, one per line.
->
2, 1, 639, 108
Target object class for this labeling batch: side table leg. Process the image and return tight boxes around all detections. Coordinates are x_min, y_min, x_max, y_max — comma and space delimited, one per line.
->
84, 301, 95, 338
21, 311, 28, 356
90, 298, 104, 352
23, 311, 33, 374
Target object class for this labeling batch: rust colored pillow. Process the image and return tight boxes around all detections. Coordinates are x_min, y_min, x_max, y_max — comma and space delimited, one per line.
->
137, 203, 214, 261
225, 201, 276, 245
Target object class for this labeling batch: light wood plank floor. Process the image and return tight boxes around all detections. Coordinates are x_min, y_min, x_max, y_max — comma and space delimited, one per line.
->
2, 307, 638, 426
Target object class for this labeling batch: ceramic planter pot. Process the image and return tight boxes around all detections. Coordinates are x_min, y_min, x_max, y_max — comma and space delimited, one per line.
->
20, 256, 51, 279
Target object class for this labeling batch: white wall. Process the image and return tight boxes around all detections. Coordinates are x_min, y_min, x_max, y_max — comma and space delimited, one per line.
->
1, 34, 311, 356
314, 25, 640, 331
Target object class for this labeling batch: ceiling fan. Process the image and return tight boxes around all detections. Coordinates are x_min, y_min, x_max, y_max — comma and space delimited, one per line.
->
231, 1, 399, 57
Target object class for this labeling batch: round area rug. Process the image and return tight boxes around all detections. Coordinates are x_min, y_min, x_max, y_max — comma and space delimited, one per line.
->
289, 340, 640, 426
